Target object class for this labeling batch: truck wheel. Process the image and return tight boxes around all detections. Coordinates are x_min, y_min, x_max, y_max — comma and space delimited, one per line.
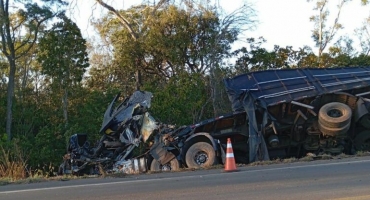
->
150, 158, 179, 172
318, 120, 350, 137
185, 142, 216, 169
353, 130, 370, 151
319, 102, 352, 128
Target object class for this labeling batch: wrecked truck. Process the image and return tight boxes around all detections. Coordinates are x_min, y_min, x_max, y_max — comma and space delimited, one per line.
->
58, 91, 180, 175
60, 66, 370, 175
161, 66, 370, 168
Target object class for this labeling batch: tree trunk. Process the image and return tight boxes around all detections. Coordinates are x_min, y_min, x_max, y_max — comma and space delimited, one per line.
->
209, 67, 218, 117
6, 57, 16, 141
62, 88, 68, 127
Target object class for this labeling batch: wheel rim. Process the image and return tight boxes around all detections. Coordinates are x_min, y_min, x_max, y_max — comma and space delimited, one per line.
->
160, 163, 172, 171
194, 151, 208, 165
327, 109, 343, 118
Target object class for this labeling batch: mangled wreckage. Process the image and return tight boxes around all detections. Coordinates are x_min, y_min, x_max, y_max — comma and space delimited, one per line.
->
59, 66, 370, 175
59, 91, 180, 175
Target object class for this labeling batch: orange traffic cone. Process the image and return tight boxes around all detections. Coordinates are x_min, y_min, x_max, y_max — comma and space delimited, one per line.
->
224, 138, 238, 172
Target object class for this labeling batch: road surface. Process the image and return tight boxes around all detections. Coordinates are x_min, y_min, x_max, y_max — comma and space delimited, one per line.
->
1, 157, 370, 200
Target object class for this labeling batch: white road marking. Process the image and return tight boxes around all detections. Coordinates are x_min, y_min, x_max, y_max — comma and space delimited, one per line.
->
1, 158, 369, 194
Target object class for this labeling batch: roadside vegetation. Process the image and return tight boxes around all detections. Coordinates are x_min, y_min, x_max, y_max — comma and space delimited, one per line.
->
2, 149, 370, 185
2, 0, 370, 181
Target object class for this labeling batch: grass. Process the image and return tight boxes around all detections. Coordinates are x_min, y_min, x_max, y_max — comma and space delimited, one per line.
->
354, 151, 370, 157
0, 145, 27, 182
0, 143, 81, 185
2, 148, 370, 185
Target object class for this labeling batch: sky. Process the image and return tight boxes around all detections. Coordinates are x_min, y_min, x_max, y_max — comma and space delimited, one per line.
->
246, 0, 370, 52
70, 0, 370, 53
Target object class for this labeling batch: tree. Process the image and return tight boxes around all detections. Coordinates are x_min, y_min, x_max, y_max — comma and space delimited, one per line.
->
85, 0, 256, 119
308, 0, 350, 67
233, 37, 274, 72
144, 72, 211, 125
233, 37, 323, 71
84, 39, 121, 92
37, 14, 89, 126
0, 0, 67, 140
93, 0, 152, 90
330, 36, 356, 56
233, 37, 299, 72
87, 0, 255, 89
355, 17, 370, 55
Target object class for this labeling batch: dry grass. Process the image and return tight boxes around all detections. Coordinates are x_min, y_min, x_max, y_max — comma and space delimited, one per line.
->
317, 154, 333, 160
248, 158, 283, 166
0, 143, 72, 185
0, 174, 86, 186
335, 153, 351, 159
28, 163, 57, 179
2, 148, 370, 185
0, 145, 27, 181
355, 151, 370, 157
282, 157, 298, 163
299, 155, 314, 162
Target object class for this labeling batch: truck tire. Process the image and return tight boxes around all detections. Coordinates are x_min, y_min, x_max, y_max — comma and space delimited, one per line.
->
318, 120, 350, 137
319, 102, 352, 128
185, 142, 216, 169
150, 158, 179, 172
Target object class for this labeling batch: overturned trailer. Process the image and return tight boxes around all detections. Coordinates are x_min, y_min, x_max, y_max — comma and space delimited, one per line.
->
164, 66, 370, 167
224, 66, 370, 162
61, 67, 370, 175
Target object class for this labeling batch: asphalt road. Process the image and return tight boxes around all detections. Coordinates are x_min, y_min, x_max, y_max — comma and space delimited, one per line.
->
2, 157, 370, 200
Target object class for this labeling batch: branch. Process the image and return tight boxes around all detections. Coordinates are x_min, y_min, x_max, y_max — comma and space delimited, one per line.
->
15, 16, 50, 59
95, 0, 138, 40
12, 17, 27, 32
152, 0, 168, 14
322, 0, 346, 51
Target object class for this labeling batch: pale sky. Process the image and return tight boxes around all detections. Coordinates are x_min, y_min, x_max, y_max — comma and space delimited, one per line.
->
70, 0, 370, 53
247, 0, 370, 52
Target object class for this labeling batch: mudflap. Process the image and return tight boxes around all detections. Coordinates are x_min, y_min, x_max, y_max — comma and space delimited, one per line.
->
149, 142, 175, 165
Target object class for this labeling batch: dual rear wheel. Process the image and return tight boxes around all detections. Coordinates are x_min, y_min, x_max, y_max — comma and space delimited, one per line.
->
151, 141, 217, 171
185, 142, 216, 169
318, 102, 352, 137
